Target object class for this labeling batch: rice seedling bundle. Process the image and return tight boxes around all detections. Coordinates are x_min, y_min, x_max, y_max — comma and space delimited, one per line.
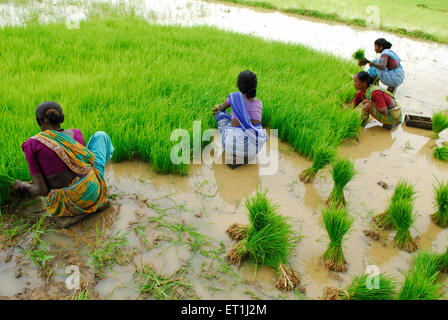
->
226, 188, 300, 290
389, 199, 418, 252
322, 272, 397, 300
431, 180, 448, 228
326, 158, 356, 208
321, 206, 354, 272
433, 145, 448, 161
352, 49, 365, 62
437, 248, 448, 273
0, 16, 361, 205
299, 143, 336, 184
373, 180, 416, 230
398, 250, 445, 300
432, 111, 448, 137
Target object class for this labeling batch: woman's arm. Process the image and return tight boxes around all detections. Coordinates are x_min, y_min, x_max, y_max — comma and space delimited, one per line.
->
212, 100, 230, 115
12, 173, 49, 196
368, 55, 388, 70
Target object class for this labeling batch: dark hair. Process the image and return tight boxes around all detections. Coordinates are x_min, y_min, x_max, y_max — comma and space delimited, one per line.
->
375, 38, 392, 49
356, 71, 375, 86
237, 70, 257, 98
36, 101, 65, 126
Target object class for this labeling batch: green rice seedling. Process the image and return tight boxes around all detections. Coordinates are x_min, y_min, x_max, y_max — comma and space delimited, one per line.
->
322, 272, 398, 300
226, 189, 301, 290
326, 158, 357, 208
389, 199, 418, 252
227, 186, 277, 241
398, 250, 445, 300
89, 227, 129, 278
136, 265, 195, 300
352, 49, 365, 62
432, 111, 448, 137
0, 17, 362, 206
321, 206, 354, 272
373, 180, 416, 230
299, 144, 336, 184
431, 180, 448, 228
437, 248, 448, 273
433, 145, 448, 161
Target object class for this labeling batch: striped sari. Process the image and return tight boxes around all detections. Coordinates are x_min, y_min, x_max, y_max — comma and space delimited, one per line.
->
31, 130, 107, 217
365, 86, 402, 126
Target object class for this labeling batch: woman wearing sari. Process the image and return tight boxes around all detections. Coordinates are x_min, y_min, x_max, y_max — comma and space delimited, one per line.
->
359, 38, 405, 94
353, 71, 402, 130
12, 101, 114, 224
212, 70, 268, 168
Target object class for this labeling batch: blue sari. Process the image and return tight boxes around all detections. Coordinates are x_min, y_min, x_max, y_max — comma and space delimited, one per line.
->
368, 49, 405, 88
215, 92, 268, 164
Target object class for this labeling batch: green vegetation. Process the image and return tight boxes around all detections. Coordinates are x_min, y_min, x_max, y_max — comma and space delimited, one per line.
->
326, 158, 356, 208
389, 200, 418, 252
226, 187, 301, 290
0, 15, 361, 205
136, 265, 196, 300
398, 250, 445, 300
433, 145, 448, 161
321, 206, 354, 272
432, 111, 448, 137
214, 0, 448, 43
431, 180, 448, 228
352, 49, 365, 63
373, 180, 416, 230
322, 272, 398, 300
299, 144, 335, 184
89, 227, 129, 278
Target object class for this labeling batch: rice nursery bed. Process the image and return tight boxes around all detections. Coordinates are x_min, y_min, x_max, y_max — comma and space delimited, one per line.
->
0, 15, 361, 204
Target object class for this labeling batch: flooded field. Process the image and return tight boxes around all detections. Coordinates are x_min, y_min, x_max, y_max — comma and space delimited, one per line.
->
1, 0, 448, 300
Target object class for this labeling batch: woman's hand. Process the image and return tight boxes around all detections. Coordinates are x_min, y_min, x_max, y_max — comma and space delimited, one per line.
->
362, 100, 373, 113
358, 58, 370, 67
211, 105, 219, 116
12, 180, 27, 193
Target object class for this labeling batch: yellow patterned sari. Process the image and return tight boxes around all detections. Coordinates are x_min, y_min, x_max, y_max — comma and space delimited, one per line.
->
31, 130, 107, 217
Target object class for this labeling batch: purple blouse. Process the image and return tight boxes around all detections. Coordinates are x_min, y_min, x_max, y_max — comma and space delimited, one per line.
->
21, 129, 85, 176
226, 96, 263, 121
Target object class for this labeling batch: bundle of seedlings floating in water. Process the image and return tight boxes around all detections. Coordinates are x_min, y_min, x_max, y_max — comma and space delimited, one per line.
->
389, 199, 418, 252
321, 206, 354, 272
352, 49, 365, 63
433, 145, 448, 162
432, 111, 448, 138
226, 187, 301, 291
372, 180, 416, 230
326, 158, 356, 208
431, 179, 448, 228
299, 144, 336, 184
322, 272, 397, 300
398, 250, 445, 300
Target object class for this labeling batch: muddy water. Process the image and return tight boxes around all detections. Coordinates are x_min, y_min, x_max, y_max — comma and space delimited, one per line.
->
1, 0, 448, 300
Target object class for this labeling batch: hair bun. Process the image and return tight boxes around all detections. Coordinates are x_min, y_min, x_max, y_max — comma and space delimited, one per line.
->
45, 109, 62, 125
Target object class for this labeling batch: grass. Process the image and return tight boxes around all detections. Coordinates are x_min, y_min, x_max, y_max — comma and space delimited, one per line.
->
326, 158, 356, 208
213, 0, 448, 44
433, 145, 448, 161
431, 179, 448, 228
373, 180, 416, 230
352, 49, 365, 63
322, 272, 398, 300
299, 143, 336, 183
89, 227, 128, 278
136, 265, 196, 300
0, 15, 362, 204
398, 250, 445, 300
432, 111, 448, 137
321, 206, 354, 272
226, 187, 301, 290
389, 199, 418, 252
